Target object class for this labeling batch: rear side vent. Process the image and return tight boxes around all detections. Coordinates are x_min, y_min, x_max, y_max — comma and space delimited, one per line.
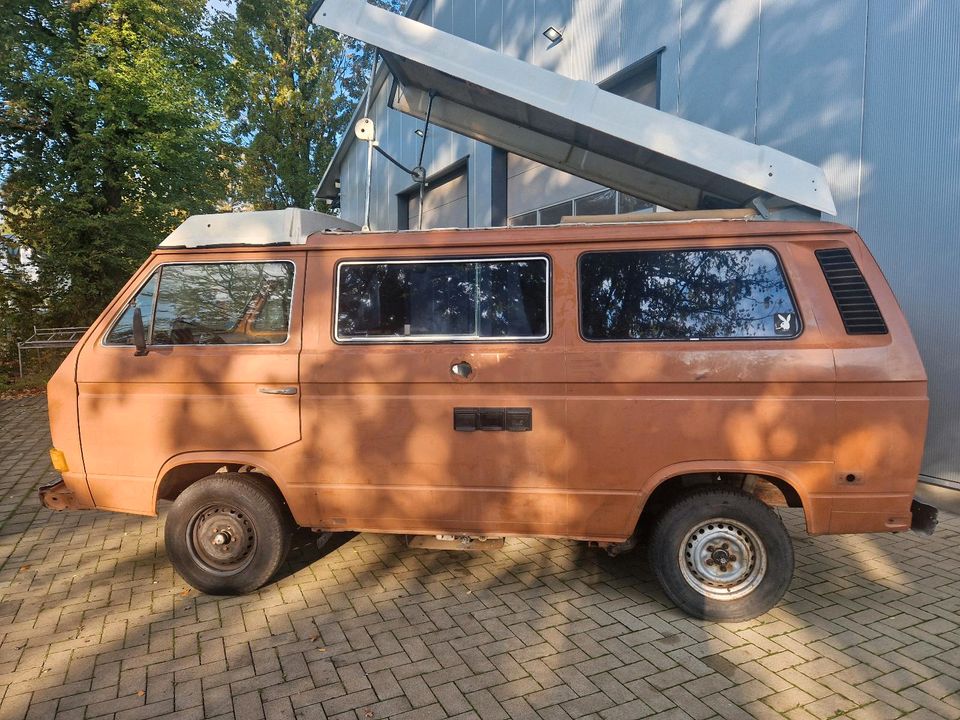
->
816, 248, 888, 335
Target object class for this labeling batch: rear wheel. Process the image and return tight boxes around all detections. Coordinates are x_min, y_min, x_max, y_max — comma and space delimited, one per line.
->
165, 473, 292, 595
649, 488, 794, 621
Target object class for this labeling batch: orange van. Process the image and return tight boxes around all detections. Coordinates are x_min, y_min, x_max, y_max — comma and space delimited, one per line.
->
41, 210, 935, 620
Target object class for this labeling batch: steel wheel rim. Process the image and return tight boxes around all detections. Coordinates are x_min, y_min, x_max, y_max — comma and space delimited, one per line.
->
186, 504, 257, 576
678, 517, 767, 601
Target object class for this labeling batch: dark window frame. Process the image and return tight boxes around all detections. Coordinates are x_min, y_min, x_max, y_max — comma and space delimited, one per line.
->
576, 245, 803, 343
332, 253, 553, 345
598, 46, 666, 110
101, 260, 297, 348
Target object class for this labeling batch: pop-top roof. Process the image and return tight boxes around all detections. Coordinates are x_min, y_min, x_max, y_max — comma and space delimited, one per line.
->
309, 0, 836, 217
159, 208, 358, 248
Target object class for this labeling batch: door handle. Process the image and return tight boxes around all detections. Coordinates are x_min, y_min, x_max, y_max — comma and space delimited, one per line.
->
450, 361, 473, 379
258, 386, 298, 395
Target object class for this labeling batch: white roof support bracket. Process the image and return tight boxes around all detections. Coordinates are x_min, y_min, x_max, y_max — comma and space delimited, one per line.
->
308, 0, 836, 217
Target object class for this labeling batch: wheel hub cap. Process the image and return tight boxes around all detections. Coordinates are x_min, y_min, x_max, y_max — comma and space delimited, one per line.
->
679, 518, 767, 600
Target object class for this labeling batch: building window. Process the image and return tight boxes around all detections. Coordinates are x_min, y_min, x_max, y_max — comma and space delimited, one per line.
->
335, 256, 550, 342
507, 189, 653, 227
599, 46, 664, 109
579, 248, 801, 341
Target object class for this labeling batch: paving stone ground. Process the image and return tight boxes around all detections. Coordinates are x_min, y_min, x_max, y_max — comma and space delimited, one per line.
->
2, 395, 960, 720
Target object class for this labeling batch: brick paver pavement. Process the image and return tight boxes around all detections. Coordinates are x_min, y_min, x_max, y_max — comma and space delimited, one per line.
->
2, 395, 960, 720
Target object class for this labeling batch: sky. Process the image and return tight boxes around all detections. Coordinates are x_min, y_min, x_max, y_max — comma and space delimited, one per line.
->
206, 0, 234, 15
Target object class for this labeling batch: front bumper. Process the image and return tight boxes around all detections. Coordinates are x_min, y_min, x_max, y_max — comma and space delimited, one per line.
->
910, 499, 939, 535
38, 479, 84, 511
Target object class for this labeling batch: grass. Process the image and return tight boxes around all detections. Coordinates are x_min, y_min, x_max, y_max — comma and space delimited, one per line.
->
0, 372, 48, 399
0, 351, 67, 399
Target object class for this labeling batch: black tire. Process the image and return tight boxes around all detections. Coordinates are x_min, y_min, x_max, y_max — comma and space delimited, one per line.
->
649, 487, 794, 622
164, 473, 292, 595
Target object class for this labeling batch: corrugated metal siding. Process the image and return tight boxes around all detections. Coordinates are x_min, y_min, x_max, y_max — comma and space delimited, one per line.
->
620, 0, 681, 114
857, 1, 960, 484
678, 0, 760, 140
332, 0, 959, 484
501, 0, 536, 63
475, 0, 502, 51
756, 0, 868, 225
506, 156, 602, 218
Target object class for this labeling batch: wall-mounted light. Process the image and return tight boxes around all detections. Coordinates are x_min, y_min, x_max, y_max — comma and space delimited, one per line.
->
543, 26, 563, 43
414, 128, 425, 137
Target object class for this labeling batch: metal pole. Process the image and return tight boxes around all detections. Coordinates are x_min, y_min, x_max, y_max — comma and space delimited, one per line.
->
416, 91, 437, 231
418, 182, 424, 231
362, 53, 378, 231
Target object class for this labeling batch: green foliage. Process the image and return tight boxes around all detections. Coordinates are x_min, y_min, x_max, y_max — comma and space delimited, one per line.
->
218, 0, 374, 210
0, 1, 231, 355
0, 0, 385, 374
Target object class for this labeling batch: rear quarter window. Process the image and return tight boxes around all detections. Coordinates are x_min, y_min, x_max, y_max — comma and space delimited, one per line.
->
579, 247, 800, 341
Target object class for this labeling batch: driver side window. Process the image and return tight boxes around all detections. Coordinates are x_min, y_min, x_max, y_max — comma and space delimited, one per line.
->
104, 272, 159, 345
105, 261, 294, 346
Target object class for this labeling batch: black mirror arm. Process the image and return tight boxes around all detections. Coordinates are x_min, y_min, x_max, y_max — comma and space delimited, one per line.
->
132, 306, 149, 356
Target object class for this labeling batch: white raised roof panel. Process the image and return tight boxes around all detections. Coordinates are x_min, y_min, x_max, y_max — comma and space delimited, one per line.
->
308, 0, 836, 217
159, 208, 358, 248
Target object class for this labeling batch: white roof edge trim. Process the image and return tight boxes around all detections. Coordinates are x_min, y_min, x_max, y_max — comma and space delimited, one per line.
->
159, 208, 359, 249
308, 0, 836, 216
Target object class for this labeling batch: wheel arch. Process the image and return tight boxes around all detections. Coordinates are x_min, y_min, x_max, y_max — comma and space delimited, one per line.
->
154, 453, 294, 515
634, 461, 810, 534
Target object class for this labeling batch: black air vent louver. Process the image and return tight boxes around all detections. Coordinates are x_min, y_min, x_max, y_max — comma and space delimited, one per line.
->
815, 248, 888, 335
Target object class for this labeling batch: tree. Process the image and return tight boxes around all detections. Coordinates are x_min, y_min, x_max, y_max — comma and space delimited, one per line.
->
0, 1, 231, 340
219, 0, 383, 210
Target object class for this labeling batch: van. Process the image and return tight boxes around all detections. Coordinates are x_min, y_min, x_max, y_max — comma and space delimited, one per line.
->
41, 209, 935, 621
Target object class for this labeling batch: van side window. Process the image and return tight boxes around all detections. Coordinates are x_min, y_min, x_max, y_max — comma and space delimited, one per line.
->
579, 248, 800, 341
104, 271, 160, 345
336, 257, 549, 341
149, 262, 294, 345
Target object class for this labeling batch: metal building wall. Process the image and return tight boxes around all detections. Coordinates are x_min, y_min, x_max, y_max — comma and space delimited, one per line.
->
856, 2, 960, 487
332, 0, 960, 486
337, 0, 500, 231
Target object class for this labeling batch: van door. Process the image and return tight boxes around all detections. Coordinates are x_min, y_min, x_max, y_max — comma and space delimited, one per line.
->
76, 252, 304, 514
295, 250, 571, 538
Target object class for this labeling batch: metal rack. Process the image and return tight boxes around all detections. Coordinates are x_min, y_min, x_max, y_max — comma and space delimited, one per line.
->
17, 326, 88, 378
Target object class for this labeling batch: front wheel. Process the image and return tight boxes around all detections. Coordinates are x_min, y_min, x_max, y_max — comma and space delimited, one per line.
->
165, 473, 292, 595
649, 488, 794, 621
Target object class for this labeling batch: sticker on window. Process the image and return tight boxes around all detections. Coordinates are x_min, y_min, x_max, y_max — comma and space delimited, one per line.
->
774, 312, 796, 336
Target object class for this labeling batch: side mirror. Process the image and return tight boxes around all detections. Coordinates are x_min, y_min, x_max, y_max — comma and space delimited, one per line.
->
132, 306, 148, 356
